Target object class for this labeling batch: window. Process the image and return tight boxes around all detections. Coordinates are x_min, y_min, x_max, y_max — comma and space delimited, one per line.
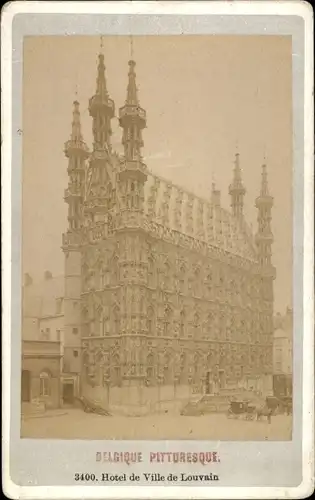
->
180, 310, 185, 337
148, 258, 155, 288
56, 329, 61, 341
72, 327, 78, 335
164, 262, 171, 290
147, 307, 154, 335
113, 307, 120, 335
146, 354, 154, 384
73, 350, 79, 358
39, 371, 51, 397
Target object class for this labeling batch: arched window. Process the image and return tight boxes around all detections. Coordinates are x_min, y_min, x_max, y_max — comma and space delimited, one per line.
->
207, 312, 213, 332
39, 371, 51, 397
96, 306, 102, 336
100, 263, 106, 287
111, 354, 121, 386
90, 271, 95, 290
147, 307, 154, 335
205, 270, 212, 298
113, 307, 120, 335
179, 309, 185, 337
164, 305, 172, 336
179, 265, 186, 294
146, 353, 154, 383
148, 257, 155, 287
95, 351, 102, 385
107, 182, 113, 209
164, 261, 171, 290
193, 313, 201, 338
194, 267, 201, 296
112, 257, 119, 285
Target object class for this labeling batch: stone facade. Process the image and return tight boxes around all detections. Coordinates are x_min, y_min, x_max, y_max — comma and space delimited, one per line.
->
273, 308, 293, 398
21, 273, 64, 410
22, 340, 61, 409
62, 52, 276, 411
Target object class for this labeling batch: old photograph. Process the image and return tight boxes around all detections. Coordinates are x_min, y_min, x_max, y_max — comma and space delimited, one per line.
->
21, 34, 293, 440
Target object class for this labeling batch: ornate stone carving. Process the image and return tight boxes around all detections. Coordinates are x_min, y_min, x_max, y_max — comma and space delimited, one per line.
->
160, 182, 172, 227
147, 177, 160, 220
185, 193, 194, 235
196, 199, 205, 240
173, 187, 183, 231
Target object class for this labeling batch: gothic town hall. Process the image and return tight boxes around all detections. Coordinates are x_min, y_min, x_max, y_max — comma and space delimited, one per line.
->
62, 50, 276, 413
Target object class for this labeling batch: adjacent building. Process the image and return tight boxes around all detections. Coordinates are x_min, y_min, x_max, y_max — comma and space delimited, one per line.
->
61, 49, 276, 413
273, 308, 293, 397
21, 272, 64, 409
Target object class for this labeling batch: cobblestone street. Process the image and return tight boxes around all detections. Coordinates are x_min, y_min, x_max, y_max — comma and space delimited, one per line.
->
21, 409, 292, 440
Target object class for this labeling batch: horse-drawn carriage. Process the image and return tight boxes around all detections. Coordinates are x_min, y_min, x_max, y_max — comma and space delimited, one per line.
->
227, 398, 274, 423
227, 400, 256, 420
266, 395, 292, 416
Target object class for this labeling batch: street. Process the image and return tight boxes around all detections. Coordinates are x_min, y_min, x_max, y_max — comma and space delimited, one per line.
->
21, 409, 292, 440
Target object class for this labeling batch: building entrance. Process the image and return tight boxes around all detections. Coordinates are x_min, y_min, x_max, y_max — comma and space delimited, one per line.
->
218, 369, 226, 390
63, 382, 74, 405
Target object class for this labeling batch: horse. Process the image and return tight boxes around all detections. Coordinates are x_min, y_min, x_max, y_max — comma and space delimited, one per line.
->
256, 403, 273, 423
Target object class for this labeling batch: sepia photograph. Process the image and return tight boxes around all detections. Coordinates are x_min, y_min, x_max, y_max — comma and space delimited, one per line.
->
2, 1, 314, 497
21, 34, 293, 441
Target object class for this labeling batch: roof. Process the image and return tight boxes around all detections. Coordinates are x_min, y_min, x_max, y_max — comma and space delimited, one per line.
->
143, 172, 257, 261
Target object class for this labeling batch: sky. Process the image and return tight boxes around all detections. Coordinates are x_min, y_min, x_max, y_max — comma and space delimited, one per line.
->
23, 35, 292, 314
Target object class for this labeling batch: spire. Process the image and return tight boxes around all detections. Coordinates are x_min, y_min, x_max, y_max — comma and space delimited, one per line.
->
119, 58, 146, 162
64, 100, 88, 158
255, 161, 275, 275
63, 100, 89, 240
129, 34, 134, 59
118, 56, 148, 215
95, 35, 107, 99
211, 181, 221, 207
126, 59, 139, 106
233, 151, 242, 182
96, 53, 109, 101
260, 163, 270, 197
89, 42, 115, 150
229, 151, 246, 218
71, 100, 83, 142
